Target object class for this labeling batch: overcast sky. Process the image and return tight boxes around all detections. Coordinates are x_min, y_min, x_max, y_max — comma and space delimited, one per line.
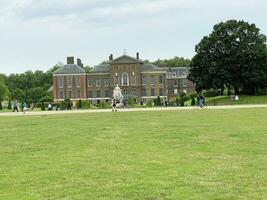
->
0, 0, 266, 74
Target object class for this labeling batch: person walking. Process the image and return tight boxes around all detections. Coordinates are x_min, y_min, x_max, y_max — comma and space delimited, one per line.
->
112, 98, 117, 112
22, 102, 27, 115
13, 100, 19, 112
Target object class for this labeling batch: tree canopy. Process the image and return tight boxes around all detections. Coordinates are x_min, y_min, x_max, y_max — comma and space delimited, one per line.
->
0, 77, 9, 102
152, 57, 191, 68
189, 20, 267, 94
2, 65, 60, 103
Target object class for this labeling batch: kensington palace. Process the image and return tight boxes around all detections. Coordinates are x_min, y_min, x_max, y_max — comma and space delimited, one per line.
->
52, 53, 194, 104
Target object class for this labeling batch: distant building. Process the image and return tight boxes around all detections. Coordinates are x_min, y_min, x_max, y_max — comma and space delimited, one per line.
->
52, 53, 194, 104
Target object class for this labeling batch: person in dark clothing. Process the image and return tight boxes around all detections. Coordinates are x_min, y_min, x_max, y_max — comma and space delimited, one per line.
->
13, 101, 19, 112
112, 98, 117, 112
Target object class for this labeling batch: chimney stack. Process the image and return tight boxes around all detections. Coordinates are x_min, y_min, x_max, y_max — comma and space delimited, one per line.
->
67, 57, 74, 64
77, 58, 83, 67
136, 52, 140, 60
109, 54, 113, 61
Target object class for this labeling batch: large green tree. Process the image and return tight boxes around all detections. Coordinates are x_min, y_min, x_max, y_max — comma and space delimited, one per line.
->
153, 57, 191, 68
0, 77, 9, 109
189, 20, 267, 94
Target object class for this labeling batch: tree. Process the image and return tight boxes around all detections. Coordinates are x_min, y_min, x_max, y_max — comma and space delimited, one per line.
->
153, 57, 191, 68
189, 20, 267, 95
8, 100, 12, 110
191, 96, 196, 106
41, 102, 45, 111
0, 78, 9, 110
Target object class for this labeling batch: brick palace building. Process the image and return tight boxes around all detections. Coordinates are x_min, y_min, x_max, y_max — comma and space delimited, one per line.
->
52, 53, 194, 104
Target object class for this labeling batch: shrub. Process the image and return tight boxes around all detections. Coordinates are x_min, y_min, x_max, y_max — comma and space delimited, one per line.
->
155, 96, 161, 106
176, 97, 180, 106
77, 99, 82, 109
191, 96, 196, 106
41, 102, 45, 111
60, 101, 66, 110
8, 100, 12, 110
146, 101, 153, 107
81, 100, 90, 109
203, 89, 221, 97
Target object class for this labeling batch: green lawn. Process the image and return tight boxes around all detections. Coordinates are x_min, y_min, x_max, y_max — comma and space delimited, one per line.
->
0, 109, 267, 199
205, 95, 267, 106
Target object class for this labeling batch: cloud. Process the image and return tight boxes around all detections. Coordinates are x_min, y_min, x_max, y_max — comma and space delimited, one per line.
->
0, 0, 197, 25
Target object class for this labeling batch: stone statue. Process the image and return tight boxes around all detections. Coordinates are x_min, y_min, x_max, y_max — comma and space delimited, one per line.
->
112, 85, 124, 106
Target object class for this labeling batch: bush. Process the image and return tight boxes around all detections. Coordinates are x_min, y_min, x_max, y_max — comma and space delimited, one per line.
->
146, 100, 153, 107
39, 95, 53, 103
191, 96, 196, 106
203, 89, 221, 97
127, 98, 136, 107
176, 97, 180, 106
77, 99, 82, 109
41, 102, 45, 111
98, 101, 111, 109
81, 100, 90, 109
60, 101, 66, 110
155, 96, 161, 106
8, 100, 12, 110
0, 102, 2, 110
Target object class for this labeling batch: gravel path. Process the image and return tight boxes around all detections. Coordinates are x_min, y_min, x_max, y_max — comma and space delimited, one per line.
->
0, 104, 267, 117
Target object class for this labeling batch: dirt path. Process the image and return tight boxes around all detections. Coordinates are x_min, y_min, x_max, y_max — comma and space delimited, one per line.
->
1, 104, 267, 117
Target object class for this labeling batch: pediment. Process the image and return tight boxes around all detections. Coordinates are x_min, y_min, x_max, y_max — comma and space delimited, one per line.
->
110, 55, 143, 64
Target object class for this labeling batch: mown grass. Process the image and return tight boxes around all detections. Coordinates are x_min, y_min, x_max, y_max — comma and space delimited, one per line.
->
205, 95, 267, 106
0, 109, 266, 199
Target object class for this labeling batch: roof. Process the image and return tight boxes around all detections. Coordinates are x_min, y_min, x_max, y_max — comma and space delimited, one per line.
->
109, 55, 143, 64
91, 64, 110, 73
53, 64, 86, 74
141, 63, 165, 72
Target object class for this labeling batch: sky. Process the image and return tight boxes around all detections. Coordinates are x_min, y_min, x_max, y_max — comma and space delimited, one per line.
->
0, 0, 266, 74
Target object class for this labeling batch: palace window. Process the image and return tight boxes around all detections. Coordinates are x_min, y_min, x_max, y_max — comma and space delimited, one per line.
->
76, 89, 81, 98
142, 88, 146, 96
150, 76, 155, 85
96, 79, 100, 87
88, 90, 93, 98
142, 76, 146, 85
96, 90, 100, 98
114, 75, 119, 86
59, 90, 64, 99
131, 88, 136, 96
75, 77, 81, 87
88, 79, 93, 87
104, 78, 109, 87
131, 75, 136, 85
67, 77, 72, 88
159, 88, 164, 96
159, 75, 163, 84
105, 90, 109, 97
121, 72, 129, 86
58, 77, 64, 88
151, 88, 155, 96
123, 89, 128, 96
68, 91, 72, 98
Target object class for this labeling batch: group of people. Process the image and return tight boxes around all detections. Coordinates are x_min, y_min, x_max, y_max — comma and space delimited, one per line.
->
12, 101, 35, 114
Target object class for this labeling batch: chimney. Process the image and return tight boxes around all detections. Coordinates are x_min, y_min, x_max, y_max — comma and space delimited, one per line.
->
67, 57, 74, 64
109, 54, 113, 61
136, 52, 140, 60
77, 58, 83, 67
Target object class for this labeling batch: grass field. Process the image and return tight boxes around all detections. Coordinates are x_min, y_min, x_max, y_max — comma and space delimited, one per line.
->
0, 109, 267, 199
205, 95, 267, 106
